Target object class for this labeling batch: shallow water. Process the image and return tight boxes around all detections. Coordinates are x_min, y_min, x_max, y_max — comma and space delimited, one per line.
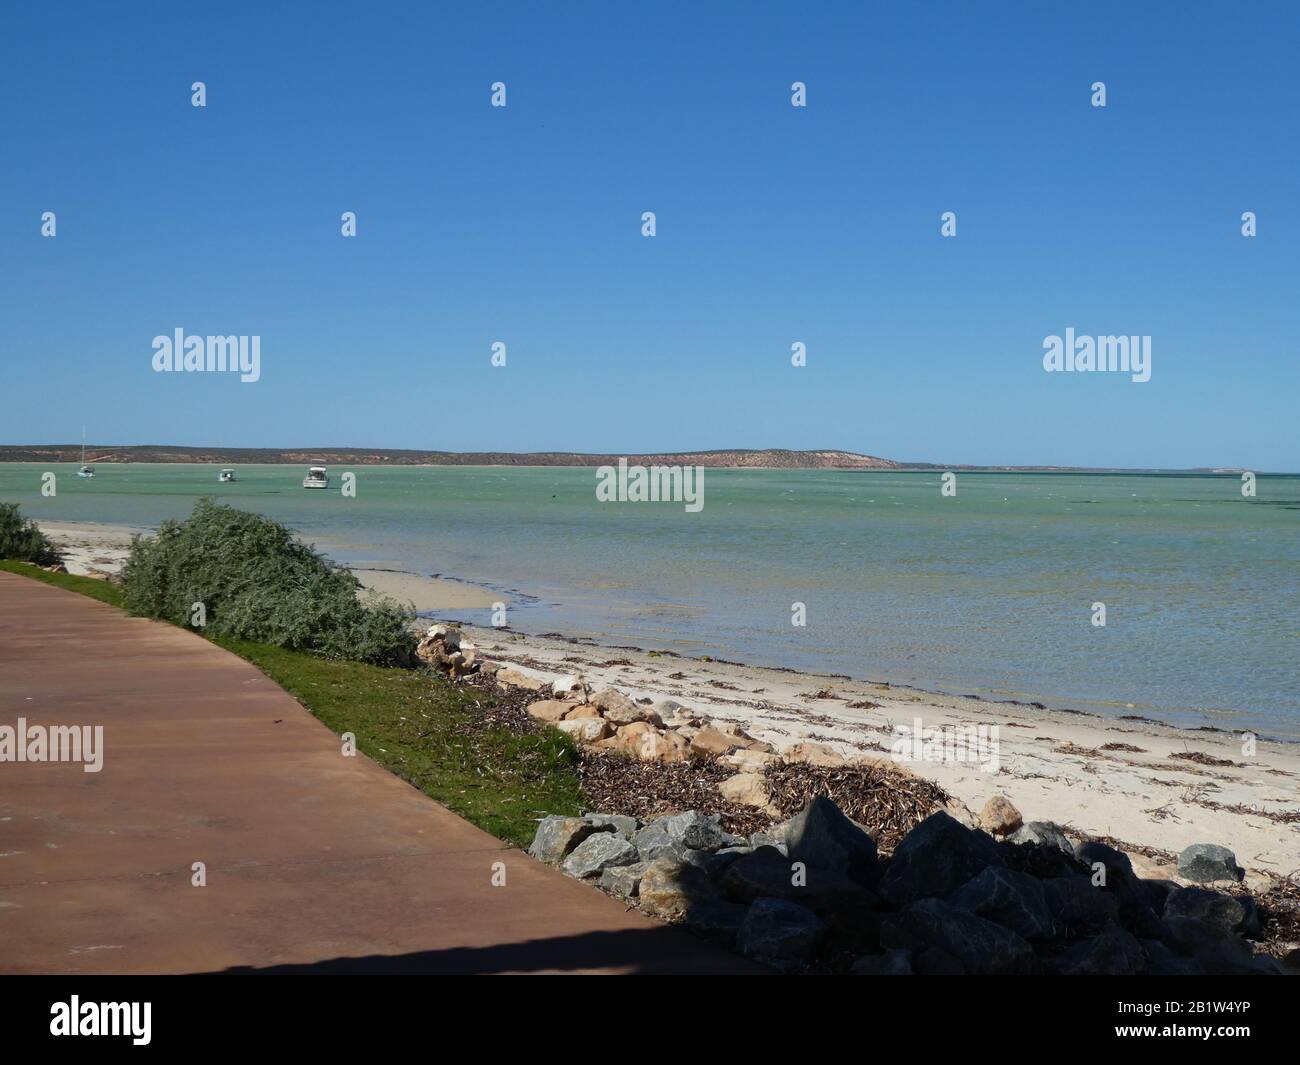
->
4, 463, 1298, 737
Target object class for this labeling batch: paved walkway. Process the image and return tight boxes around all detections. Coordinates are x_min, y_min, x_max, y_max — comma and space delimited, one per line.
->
0, 572, 755, 974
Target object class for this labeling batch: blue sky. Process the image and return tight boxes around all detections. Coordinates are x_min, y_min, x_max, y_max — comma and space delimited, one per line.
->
1, 1, 1296, 469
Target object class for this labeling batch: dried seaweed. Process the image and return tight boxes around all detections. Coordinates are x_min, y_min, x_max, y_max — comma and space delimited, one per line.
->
575, 751, 768, 834
1170, 751, 1237, 767
763, 761, 950, 851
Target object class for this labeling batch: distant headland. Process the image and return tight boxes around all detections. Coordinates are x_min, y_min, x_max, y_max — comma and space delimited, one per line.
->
0, 444, 1264, 474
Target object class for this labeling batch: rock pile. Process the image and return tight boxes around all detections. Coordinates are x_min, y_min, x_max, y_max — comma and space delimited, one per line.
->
415, 624, 480, 678
511, 674, 878, 815
529, 797, 1283, 974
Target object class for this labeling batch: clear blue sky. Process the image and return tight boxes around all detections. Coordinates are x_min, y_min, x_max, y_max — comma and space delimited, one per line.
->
2, 1, 1296, 469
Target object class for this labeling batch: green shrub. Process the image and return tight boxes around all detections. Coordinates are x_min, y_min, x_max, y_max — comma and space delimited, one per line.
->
0, 503, 61, 565
121, 498, 416, 665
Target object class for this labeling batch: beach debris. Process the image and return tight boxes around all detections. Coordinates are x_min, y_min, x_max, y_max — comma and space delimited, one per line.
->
978, 795, 1024, 836
1177, 842, 1244, 884
763, 761, 950, 852
1169, 750, 1237, 767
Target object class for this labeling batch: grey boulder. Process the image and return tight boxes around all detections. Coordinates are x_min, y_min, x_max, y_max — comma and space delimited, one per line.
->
1048, 923, 1145, 975
947, 866, 1056, 941
1177, 843, 1243, 884
880, 898, 1037, 975
561, 832, 639, 879
528, 815, 608, 865
877, 811, 1004, 906
736, 898, 828, 966
784, 796, 880, 887
599, 861, 649, 899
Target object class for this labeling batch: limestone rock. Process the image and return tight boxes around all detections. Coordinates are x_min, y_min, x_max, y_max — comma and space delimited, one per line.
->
593, 689, 663, 727
719, 772, 772, 810
562, 704, 602, 720
526, 699, 573, 723
689, 726, 742, 758
978, 795, 1023, 836
498, 668, 546, 692
555, 717, 610, 743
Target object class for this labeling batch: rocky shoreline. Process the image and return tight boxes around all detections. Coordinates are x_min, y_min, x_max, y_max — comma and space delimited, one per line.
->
415, 626, 1300, 974
528, 802, 1288, 975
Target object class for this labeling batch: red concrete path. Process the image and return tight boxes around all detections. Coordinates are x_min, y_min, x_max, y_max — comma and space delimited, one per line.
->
0, 572, 756, 974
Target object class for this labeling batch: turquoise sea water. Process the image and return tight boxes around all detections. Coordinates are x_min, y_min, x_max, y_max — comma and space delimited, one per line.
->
3, 463, 1297, 737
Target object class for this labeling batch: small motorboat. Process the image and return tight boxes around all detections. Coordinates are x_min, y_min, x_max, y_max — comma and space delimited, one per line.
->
302, 466, 329, 489
218, 469, 236, 483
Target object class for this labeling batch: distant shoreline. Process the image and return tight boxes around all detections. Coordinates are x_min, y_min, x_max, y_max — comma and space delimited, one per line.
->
0, 447, 1275, 475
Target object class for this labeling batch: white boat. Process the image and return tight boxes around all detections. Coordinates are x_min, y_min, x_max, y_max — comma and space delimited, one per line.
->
302, 466, 329, 489
76, 429, 94, 478
218, 468, 236, 483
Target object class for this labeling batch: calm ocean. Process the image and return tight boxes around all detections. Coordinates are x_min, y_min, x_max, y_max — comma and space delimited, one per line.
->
4, 463, 1297, 737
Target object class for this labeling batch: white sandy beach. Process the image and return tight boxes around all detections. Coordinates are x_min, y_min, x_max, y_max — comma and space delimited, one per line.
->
459, 628, 1300, 884
38, 519, 1300, 883
37, 520, 503, 611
